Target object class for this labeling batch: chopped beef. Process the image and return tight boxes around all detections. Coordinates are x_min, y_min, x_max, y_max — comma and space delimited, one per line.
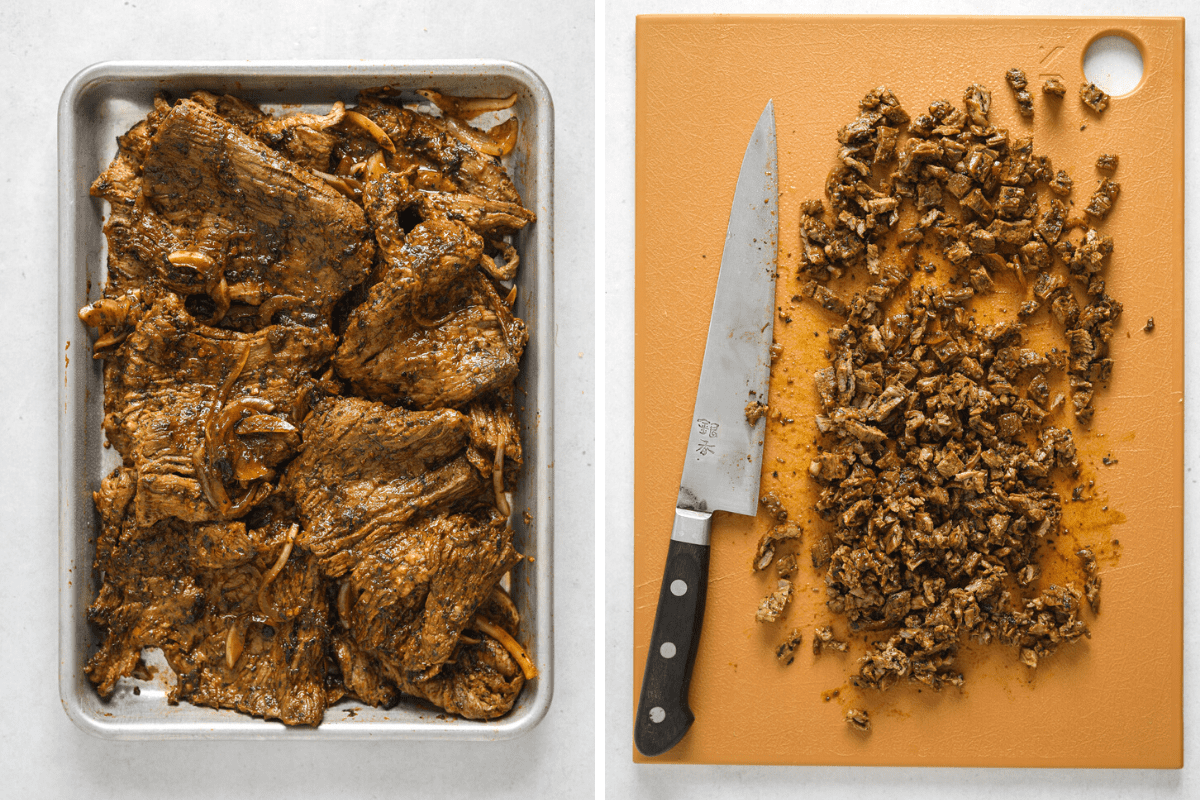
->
781, 85, 1119, 697
756, 580, 793, 623
1042, 77, 1067, 98
1096, 153, 1119, 172
746, 399, 769, 425
1005, 67, 1034, 117
1145, 317, 1155, 332
845, 708, 871, 731
81, 88, 537, 725
775, 552, 799, 579
813, 625, 849, 654
1080, 82, 1111, 113
1084, 178, 1121, 220
753, 520, 803, 571
776, 629, 804, 665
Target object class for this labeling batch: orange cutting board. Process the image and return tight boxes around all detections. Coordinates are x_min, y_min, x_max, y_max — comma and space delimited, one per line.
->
634, 15, 1184, 767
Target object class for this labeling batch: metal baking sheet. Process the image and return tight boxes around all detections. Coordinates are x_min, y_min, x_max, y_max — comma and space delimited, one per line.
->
58, 60, 554, 740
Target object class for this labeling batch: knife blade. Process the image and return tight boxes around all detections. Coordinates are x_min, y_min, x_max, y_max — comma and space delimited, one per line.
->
635, 100, 778, 757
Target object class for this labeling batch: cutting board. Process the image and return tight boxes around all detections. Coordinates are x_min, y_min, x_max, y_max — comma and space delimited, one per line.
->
634, 15, 1184, 767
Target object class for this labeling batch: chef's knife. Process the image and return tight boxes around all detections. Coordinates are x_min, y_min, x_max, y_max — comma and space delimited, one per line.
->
634, 101, 778, 757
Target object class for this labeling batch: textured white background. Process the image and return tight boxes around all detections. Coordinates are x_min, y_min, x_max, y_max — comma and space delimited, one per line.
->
603, 1, 1198, 798
0, 1, 595, 797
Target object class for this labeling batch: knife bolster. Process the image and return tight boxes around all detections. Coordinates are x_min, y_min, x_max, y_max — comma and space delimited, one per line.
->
670, 508, 713, 546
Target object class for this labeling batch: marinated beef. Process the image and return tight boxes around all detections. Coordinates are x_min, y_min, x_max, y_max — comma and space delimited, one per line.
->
82, 88, 536, 725
282, 397, 484, 576
99, 294, 333, 527
785, 85, 1118, 696
141, 99, 374, 314
334, 219, 527, 408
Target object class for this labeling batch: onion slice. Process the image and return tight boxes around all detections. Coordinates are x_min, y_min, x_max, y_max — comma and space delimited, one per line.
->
472, 615, 538, 680
493, 439, 511, 518
417, 89, 517, 121
256, 523, 298, 618
225, 620, 244, 669
345, 110, 395, 153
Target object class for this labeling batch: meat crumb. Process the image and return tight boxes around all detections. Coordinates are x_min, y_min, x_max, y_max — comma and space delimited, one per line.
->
1145, 317, 1155, 332
756, 580, 793, 623
1096, 153, 1119, 172
1005, 67, 1034, 117
746, 399, 769, 425
776, 629, 804, 665
1042, 76, 1067, 97
1080, 82, 1110, 113
845, 708, 871, 732
759, 491, 788, 522
813, 625, 849, 655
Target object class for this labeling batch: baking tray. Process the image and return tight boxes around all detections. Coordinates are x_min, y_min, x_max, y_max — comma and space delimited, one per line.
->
58, 60, 554, 740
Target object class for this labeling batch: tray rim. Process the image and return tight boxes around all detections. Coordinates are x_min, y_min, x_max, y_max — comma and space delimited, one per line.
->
57, 58, 554, 741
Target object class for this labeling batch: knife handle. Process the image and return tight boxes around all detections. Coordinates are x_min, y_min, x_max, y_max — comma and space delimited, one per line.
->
634, 509, 712, 757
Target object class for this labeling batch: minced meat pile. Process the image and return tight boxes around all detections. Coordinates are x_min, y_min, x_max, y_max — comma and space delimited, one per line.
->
790, 83, 1120, 692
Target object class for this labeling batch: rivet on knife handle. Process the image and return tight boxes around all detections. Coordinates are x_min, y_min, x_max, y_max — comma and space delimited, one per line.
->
634, 509, 712, 757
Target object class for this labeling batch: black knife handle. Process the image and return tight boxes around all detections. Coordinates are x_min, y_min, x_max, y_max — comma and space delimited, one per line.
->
634, 509, 712, 757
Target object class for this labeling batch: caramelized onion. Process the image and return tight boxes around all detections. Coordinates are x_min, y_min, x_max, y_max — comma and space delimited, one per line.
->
472, 615, 537, 680
445, 116, 505, 157
256, 523, 298, 619
225, 620, 244, 669
416, 89, 517, 121
345, 110, 395, 153
486, 117, 519, 156
167, 250, 217, 270
492, 439, 511, 518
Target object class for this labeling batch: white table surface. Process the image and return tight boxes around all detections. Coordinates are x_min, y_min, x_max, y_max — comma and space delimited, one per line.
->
603, 1, 1198, 797
0, 1, 595, 797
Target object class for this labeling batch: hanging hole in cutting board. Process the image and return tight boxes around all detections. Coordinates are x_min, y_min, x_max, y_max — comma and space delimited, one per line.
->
1082, 33, 1145, 97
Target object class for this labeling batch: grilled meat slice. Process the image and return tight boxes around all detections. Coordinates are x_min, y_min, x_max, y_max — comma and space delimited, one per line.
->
345, 509, 520, 680
334, 220, 526, 408
391, 635, 526, 720
282, 397, 484, 576
98, 294, 333, 526
141, 99, 374, 313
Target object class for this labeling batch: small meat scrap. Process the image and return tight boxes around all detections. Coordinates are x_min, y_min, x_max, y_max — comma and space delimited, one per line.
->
1080, 82, 1111, 113
1145, 317, 1156, 332
775, 552, 799, 579
813, 625, 848, 655
1096, 153, 1119, 172
1077, 548, 1102, 612
746, 399, 769, 425
756, 579, 793, 623
1005, 67, 1034, 117
776, 629, 804, 666
1042, 76, 1067, 97
1048, 169, 1073, 196
1085, 178, 1121, 219
845, 708, 871, 732
753, 520, 803, 571
760, 491, 788, 522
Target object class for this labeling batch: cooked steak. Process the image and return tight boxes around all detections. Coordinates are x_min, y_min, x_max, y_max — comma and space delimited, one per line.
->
334, 220, 526, 408
100, 294, 333, 527
83, 88, 536, 726
141, 99, 374, 313
346, 509, 519, 680
282, 397, 484, 576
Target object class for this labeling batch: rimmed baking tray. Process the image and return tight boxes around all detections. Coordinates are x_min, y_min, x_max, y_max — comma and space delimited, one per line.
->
58, 60, 554, 740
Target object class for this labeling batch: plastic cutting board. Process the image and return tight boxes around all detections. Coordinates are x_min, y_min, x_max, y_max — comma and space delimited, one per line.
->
633, 15, 1184, 767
